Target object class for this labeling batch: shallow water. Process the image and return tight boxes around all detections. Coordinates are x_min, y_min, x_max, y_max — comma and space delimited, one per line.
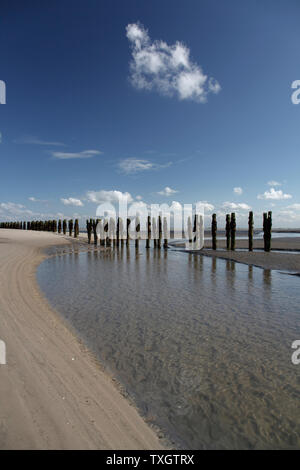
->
37, 245, 300, 449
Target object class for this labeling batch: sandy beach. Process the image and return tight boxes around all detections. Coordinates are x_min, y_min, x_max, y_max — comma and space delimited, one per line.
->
0, 229, 163, 450
171, 236, 300, 273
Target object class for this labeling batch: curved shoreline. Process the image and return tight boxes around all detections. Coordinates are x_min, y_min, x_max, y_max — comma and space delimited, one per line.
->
0, 229, 163, 450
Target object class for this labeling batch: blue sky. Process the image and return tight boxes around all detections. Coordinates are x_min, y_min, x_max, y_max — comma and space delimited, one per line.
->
1, 0, 300, 227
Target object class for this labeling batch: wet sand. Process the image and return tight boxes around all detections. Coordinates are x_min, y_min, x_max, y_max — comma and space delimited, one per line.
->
0, 229, 163, 450
171, 237, 300, 273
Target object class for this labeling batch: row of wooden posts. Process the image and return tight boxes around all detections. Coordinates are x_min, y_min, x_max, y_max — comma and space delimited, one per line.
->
212, 210, 272, 252
0, 210, 273, 252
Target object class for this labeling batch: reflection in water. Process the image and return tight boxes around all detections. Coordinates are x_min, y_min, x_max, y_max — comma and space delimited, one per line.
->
38, 246, 300, 449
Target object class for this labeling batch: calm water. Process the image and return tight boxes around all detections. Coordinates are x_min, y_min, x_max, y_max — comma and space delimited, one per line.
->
37, 246, 300, 449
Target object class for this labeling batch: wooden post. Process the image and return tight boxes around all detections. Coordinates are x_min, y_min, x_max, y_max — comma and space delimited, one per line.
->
74, 219, 79, 238
63, 219, 67, 235
104, 219, 110, 247
68, 219, 73, 237
146, 215, 151, 249
226, 214, 231, 250
158, 215, 162, 249
230, 213, 236, 251
116, 217, 120, 247
135, 216, 140, 249
58, 219, 62, 234
163, 216, 168, 249
263, 211, 272, 252
248, 211, 253, 252
92, 219, 99, 245
126, 218, 130, 247
211, 214, 217, 250
86, 219, 92, 244
152, 217, 157, 248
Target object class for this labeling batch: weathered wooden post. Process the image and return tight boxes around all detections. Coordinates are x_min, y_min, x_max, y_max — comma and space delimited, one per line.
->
104, 219, 110, 247
248, 211, 254, 252
116, 217, 120, 247
63, 219, 67, 235
92, 219, 99, 245
163, 216, 168, 249
99, 219, 105, 246
230, 213, 236, 251
263, 211, 272, 252
158, 215, 162, 249
211, 213, 217, 250
187, 216, 193, 245
226, 214, 231, 250
146, 215, 151, 249
119, 218, 124, 247
58, 219, 62, 234
152, 217, 157, 248
135, 216, 140, 249
126, 218, 130, 247
68, 219, 73, 237
86, 219, 92, 244
74, 219, 79, 238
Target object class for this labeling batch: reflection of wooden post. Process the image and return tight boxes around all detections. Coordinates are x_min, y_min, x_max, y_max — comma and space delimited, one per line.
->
157, 216, 162, 249
126, 218, 130, 247
230, 213, 236, 251
146, 215, 151, 249
211, 214, 217, 250
135, 216, 140, 249
248, 211, 253, 252
226, 214, 231, 250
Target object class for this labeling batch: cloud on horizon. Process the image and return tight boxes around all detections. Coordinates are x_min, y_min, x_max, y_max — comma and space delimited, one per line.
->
126, 22, 221, 103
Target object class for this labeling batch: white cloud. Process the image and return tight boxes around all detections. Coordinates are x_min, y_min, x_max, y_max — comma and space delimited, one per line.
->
196, 201, 214, 213
267, 180, 281, 187
136, 195, 143, 200
52, 150, 102, 160
86, 190, 133, 204
0, 202, 34, 217
61, 197, 84, 207
126, 22, 221, 103
286, 203, 300, 210
222, 202, 251, 210
16, 136, 65, 146
158, 186, 178, 196
257, 188, 292, 200
119, 158, 172, 174
233, 187, 243, 195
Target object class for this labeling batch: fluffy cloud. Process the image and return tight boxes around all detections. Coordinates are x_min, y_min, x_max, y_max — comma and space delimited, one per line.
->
126, 23, 220, 103
257, 188, 292, 200
119, 158, 172, 174
222, 202, 251, 210
52, 150, 102, 160
267, 180, 281, 187
0, 202, 34, 218
158, 186, 178, 196
196, 201, 214, 213
233, 187, 243, 195
86, 190, 133, 204
61, 197, 84, 207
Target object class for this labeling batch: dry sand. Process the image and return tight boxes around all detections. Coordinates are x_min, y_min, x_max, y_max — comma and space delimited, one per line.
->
0, 229, 163, 450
